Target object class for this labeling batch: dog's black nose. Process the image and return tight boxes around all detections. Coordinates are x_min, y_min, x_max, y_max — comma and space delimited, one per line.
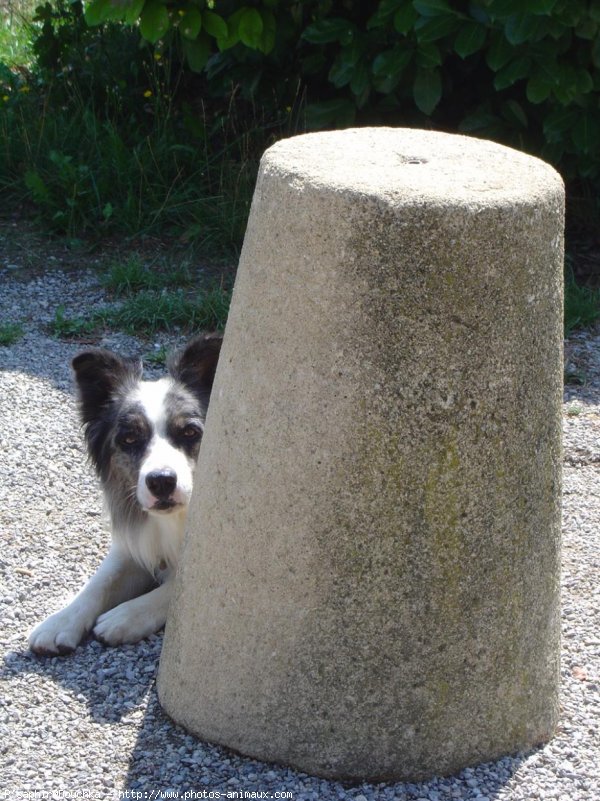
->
146, 470, 177, 499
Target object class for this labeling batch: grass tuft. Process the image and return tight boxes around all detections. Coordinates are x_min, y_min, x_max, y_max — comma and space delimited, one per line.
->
144, 345, 168, 367
565, 268, 600, 336
101, 284, 231, 334
49, 306, 97, 339
0, 321, 24, 345
50, 282, 231, 340
101, 255, 194, 297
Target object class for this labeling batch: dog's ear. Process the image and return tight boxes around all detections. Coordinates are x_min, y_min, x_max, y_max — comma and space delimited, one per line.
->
169, 334, 223, 406
72, 350, 142, 425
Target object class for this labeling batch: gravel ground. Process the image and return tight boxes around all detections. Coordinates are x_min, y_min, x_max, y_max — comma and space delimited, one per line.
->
1, 266, 598, 801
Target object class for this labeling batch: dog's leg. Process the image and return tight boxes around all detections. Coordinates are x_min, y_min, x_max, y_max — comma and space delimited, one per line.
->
92, 578, 174, 646
29, 544, 154, 655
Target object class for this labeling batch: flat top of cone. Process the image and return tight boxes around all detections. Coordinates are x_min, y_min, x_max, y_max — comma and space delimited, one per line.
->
263, 127, 563, 206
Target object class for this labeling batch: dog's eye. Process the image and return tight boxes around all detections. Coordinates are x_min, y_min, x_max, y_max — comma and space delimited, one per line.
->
118, 431, 140, 448
182, 424, 201, 440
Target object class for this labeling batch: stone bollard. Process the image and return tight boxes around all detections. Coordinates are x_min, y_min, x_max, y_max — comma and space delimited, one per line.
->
157, 128, 564, 782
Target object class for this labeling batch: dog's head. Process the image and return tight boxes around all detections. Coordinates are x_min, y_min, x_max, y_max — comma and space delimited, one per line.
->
72, 335, 222, 522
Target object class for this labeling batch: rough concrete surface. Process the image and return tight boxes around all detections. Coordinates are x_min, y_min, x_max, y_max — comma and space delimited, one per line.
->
158, 129, 565, 781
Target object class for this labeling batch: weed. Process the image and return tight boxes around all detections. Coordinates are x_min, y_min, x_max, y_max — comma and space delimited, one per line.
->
50, 281, 231, 340
0, 2, 298, 255
50, 305, 98, 338
101, 284, 231, 334
102, 255, 193, 296
144, 345, 168, 367
0, 321, 24, 345
0, 85, 260, 251
565, 269, 600, 336
564, 367, 587, 386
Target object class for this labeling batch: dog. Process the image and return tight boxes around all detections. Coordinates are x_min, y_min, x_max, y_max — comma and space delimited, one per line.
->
29, 334, 222, 655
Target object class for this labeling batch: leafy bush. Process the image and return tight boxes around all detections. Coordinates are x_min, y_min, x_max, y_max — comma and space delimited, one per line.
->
30, 1, 160, 121
3, 1, 600, 255
81, 0, 600, 183
0, 1, 37, 66
0, 1, 263, 249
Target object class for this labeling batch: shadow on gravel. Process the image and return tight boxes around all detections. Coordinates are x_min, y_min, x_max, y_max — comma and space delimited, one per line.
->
2, 638, 536, 799
0, 334, 153, 395
0, 334, 183, 400
1, 635, 161, 725
122, 677, 536, 801
124, 690, 536, 799
0, 336, 81, 392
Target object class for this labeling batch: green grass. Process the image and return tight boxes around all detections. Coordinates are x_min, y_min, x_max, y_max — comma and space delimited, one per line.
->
51, 249, 232, 340
101, 255, 194, 297
144, 345, 168, 366
97, 255, 232, 335
0, 2, 285, 258
50, 282, 231, 340
565, 269, 600, 336
0, 76, 259, 255
101, 285, 231, 334
49, 306, 98, 338
0, 321, 24, 345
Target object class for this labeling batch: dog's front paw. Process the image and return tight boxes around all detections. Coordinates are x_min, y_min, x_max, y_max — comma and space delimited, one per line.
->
93, 597, 166, 646
29, 610, 89, 656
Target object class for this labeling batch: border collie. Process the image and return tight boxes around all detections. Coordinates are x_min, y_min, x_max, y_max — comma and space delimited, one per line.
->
29, 334, 222, 655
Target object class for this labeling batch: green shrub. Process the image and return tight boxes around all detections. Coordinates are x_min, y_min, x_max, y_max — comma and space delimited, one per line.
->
0, 6, 261, 250
31, 1, 155, 120
0, 2, 36, 67
3, 1, 600, 271
0, 1, 267, 250
81, 0, 600, 184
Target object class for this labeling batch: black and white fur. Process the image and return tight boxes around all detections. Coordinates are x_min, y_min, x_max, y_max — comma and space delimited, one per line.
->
29, 334, 221, 655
